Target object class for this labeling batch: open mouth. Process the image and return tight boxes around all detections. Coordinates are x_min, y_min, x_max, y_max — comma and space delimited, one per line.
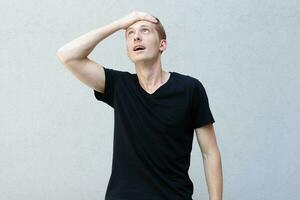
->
133, 45, 146, 52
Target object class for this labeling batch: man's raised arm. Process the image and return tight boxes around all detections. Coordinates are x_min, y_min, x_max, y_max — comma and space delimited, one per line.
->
56, 18, 122, 93
56, 11, 157, 93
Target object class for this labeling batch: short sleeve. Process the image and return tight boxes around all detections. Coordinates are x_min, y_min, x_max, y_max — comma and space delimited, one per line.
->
191, 79, 215, 129
93, 66, 121, 108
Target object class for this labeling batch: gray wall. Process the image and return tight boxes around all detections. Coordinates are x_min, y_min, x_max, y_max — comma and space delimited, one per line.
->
1, 0, 299, 199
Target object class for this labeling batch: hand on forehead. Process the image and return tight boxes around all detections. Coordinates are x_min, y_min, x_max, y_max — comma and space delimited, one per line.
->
127, 20, 154, 30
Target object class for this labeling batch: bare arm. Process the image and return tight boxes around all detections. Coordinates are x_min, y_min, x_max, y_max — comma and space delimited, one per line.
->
56, 11, 157, 93
56, 20, 121, 93
195, 124, 223, 200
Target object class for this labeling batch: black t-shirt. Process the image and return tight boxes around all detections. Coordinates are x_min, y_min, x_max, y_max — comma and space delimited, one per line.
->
93, 66, 215, 200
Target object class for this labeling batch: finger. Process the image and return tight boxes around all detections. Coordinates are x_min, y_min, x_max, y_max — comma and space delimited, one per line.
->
145, 14, 158, 23
138, 11, 156, 23
151, 16, 158, 23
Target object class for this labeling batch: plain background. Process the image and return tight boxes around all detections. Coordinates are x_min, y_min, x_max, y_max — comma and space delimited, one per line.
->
1, 0, 299, 199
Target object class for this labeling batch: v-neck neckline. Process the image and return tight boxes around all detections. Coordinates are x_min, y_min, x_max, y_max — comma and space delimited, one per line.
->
135, 72, 173, 97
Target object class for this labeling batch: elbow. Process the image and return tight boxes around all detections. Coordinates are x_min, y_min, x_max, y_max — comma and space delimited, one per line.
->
56, 49, 67, 63
202, 148, 221, 160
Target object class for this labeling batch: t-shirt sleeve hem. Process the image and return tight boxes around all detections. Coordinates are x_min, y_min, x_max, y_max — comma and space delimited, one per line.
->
93, 89, 106, 101
93, 66, 115, 108
193, 118, 215, 129
93, 66, 109, 102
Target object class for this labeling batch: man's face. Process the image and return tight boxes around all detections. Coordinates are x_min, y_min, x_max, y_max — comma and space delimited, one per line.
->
125, 20, 166, 63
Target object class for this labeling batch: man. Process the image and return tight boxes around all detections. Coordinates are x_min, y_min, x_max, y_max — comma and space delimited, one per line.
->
57, 11, 223, 200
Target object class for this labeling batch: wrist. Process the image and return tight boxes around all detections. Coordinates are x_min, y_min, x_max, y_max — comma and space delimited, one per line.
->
112, 20, 123, 30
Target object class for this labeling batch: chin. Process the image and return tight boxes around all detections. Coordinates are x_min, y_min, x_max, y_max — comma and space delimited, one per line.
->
134, 56, 155, 63
129, 54, 151, 62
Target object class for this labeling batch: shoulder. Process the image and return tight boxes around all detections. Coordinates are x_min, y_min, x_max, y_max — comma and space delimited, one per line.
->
172, 71, 203, 89
103, 66, 133, 81
103, 66, 129, 75
172, 72, 209, 105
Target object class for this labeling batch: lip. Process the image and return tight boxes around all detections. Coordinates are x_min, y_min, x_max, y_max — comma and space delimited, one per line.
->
134, 49, 146, 53
133, 44, 146, 51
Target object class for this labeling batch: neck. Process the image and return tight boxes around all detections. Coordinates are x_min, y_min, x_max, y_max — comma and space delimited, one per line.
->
134, 57, 169, 93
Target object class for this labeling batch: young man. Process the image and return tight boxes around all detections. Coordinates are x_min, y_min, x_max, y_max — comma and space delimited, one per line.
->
57, 11, 223, 200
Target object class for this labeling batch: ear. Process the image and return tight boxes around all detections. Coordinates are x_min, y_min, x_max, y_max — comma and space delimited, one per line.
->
159, 39, 167, 53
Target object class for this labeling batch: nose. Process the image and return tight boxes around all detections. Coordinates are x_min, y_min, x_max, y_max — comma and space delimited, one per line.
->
133, 32, 141, 41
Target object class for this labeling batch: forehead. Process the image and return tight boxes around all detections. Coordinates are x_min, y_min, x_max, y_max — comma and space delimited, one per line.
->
126, 20, 154, 32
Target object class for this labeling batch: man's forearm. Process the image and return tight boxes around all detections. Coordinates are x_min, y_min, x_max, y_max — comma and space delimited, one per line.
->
203, 151, 223, 200
57, 20, 122, 63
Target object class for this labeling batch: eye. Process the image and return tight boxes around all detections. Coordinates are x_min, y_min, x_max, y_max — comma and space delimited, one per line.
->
127, 31, 134, 36
142, 28, 149, 33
